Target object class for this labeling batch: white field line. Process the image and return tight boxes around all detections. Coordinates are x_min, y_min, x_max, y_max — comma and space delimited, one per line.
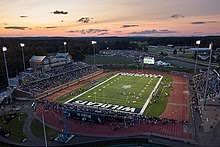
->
139, 76, 163, 115
64, 73, 120, 104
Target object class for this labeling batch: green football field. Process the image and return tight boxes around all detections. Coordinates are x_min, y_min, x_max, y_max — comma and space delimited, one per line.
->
66, 74, 160, 109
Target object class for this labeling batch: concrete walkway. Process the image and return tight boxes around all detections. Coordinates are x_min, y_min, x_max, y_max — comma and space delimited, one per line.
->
22, 107, 45, 146
0, 101, 46, 146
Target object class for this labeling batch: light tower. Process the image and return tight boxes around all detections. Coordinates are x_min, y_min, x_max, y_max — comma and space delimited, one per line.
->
2, 46, 9, 86
91, 41, 97, 65
64, 41, 67, 52
20, 43, 26, 71
194, 40, 201, 73
42, 111, 48, 147
203, 42, 213, 109
2, 46, 12, 102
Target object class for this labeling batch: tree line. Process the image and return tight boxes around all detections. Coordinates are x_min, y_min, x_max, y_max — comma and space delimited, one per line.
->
0, 36, 220, 89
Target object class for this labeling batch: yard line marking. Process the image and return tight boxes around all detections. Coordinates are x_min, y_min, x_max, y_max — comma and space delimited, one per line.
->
139, 76, 163, 115
64, 73, 120, 104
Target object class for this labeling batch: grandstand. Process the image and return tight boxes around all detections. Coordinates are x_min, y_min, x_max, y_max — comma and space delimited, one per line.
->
193, 69, 220, 107
14, 53, 100, 98
192, 69, 220, 132
29, 53, 72, 71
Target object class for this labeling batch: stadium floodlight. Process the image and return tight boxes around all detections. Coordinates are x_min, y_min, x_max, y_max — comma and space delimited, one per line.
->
2, 46, 7, 52
20, 43, 26, 71
91, 41, 97, 45
196, 40, 201, 45
20, 43, 25, 47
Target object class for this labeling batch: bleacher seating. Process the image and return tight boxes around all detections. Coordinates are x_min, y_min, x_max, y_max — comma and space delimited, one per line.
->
18, 62, 98, 96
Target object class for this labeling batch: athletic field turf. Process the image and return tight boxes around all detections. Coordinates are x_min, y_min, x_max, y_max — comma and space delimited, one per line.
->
65, 73, 162, 113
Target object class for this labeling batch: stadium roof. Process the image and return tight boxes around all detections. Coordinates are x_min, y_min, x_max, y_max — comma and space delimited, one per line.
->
188, 48, 210, 51
198, 55, 209, 60
29, 55, 46, 63
55, 53, 70, 58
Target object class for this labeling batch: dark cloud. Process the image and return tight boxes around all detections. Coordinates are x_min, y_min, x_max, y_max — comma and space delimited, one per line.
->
68, 30, 77, 33
4, 26, 29, 30
191, 21, 217, 25
20, 15, 28, 18
98, 32, 109, 36
170, 14, 184, 19
77, 17, 94, 24
68, 29, 108, 34
121, 24, 139, 28
52, 10, 68, 15
44, 26, 57, 29
129, 29, 177, 35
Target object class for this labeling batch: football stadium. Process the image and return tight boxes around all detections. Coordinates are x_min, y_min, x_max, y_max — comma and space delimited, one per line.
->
1, 37, 220, 146
1, 2, 220, 144
0, 44, 201, 146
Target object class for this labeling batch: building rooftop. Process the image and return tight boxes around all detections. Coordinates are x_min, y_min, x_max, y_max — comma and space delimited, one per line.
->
29, 55, 46, 63
55, 52, 70, 58
189, 48, 211, 52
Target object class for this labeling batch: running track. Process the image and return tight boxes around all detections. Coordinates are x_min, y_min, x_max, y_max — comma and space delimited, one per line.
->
36, 70, 192, 140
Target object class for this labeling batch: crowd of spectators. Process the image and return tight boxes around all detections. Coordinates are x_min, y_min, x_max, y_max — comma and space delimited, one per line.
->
193, 70, 220, 100
192, 69, 220, 112
34, 99, 178, 130
18, 62, 98, 96
191, 69, 220, 134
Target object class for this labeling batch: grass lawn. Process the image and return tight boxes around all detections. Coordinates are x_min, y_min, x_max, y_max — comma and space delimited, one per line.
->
85, 55, 134, 64
176, 53, 193, 59
144, 76, 172, 117
67, 74, 160, 109
31, 119, 58, 141
148, 46, 166, 54
0, 142, 11, 147
0, 112, 27, 143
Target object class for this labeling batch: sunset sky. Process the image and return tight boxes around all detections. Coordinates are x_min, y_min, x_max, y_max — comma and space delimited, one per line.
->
0, 0, 220, 37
